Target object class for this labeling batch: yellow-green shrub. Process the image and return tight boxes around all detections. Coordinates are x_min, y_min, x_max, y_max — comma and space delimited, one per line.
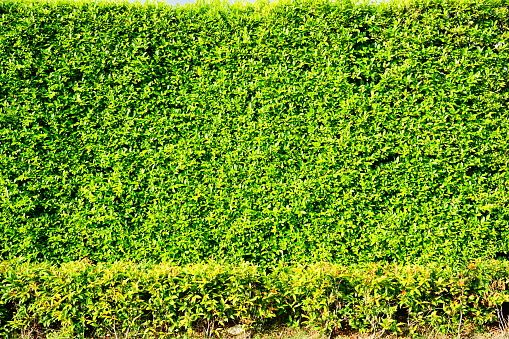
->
2, 260, 509, 338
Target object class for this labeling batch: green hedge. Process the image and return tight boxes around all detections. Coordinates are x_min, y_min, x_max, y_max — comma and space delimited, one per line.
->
1, 260, 509, 338
0, 0, 508, 264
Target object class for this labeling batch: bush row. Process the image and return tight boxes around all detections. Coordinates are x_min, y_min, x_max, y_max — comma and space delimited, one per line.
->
1, 259, 509, 338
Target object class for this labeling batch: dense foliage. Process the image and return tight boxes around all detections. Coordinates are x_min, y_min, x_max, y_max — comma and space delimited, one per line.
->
0, 0, 508, 264
2, 259, 509, 338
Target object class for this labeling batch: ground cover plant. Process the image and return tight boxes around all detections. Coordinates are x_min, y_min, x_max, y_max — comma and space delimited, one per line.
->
3, 259, 509, 338
0, 0, 509, 336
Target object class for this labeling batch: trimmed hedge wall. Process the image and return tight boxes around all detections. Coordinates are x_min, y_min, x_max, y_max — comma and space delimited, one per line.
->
0, 0, 509, 264
1, 260, 509, 338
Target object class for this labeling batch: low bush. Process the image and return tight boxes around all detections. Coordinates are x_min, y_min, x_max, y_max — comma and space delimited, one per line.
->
1, 259, 509, 338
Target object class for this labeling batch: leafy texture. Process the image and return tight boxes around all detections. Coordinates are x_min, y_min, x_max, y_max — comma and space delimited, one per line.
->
1, 260, 509, 337
0, 0, 508, 264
